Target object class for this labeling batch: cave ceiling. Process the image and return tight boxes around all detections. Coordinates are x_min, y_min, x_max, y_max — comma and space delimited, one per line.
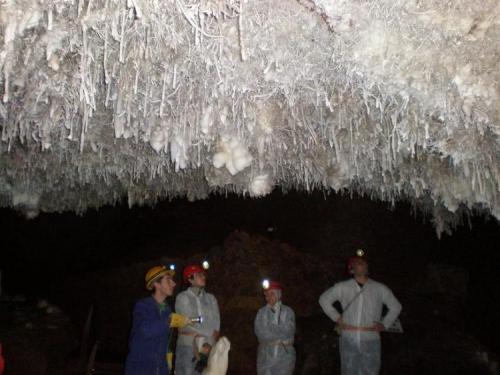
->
1, 0, 499, 235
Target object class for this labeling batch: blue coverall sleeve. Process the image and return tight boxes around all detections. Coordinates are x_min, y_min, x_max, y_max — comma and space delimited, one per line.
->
133, 301, 169, 338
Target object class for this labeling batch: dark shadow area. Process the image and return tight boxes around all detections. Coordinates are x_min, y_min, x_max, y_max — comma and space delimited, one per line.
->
0, 191, 499, 374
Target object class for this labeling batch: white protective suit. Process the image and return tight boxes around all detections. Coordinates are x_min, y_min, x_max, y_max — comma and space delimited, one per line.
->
254, 302, 296, 375
175, 287, 220, 375
319, 278, 402, 375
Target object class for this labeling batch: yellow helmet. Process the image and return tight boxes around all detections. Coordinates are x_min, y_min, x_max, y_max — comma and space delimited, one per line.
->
145, 265, 175, 291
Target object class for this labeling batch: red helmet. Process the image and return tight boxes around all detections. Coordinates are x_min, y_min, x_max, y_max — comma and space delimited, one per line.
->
183, 264, 205, 283
263, 280, 283, 291
347, 249, 367, 272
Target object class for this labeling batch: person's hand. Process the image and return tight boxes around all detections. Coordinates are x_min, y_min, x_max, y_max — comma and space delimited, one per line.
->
334, 315, 345, 334
200, 343, 212, 355
166, 352, 173, 370
170, 313, 191, 328
372, 322, 385, 332
212, 330, 220, 341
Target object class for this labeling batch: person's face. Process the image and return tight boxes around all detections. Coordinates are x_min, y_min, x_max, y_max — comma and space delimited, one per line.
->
264, 289, 279, 306
351, 259, 368, 276
190, 272, 206, 287
157, 275, 176, 296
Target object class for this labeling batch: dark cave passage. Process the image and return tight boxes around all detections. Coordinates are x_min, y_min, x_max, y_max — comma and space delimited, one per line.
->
0, 191, 499, 375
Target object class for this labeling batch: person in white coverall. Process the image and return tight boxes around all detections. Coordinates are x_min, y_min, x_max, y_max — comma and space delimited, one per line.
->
254, 280, 296, 375
319, 250, 402, 375
175, 264, 220, 375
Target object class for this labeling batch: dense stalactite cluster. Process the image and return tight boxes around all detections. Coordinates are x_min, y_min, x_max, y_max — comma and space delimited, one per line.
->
1, 0, 499, 235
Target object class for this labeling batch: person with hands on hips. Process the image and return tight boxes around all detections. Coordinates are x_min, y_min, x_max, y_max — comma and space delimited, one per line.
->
319, 249, 402, 375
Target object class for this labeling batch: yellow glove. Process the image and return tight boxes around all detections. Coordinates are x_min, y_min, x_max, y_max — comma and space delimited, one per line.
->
166, 352, 173, 370
170, 313, 190, 328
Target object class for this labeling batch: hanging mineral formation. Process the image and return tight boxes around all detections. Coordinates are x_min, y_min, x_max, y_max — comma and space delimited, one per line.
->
0, 0, 499, 235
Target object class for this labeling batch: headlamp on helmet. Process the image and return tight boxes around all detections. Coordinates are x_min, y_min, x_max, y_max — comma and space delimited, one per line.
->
347, 249, 367, 272
145, 265, 175, 291
183, 264, 206, 283
262, 279, 283, 291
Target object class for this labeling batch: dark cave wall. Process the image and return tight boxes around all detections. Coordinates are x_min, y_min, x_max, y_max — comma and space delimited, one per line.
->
0, 192, 499, 374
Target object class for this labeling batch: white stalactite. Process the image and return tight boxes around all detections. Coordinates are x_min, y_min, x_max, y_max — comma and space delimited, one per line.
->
0, 0, 498, 234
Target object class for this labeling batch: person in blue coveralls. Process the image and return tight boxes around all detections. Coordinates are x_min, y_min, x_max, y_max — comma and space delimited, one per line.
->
125, 265, 191, 375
